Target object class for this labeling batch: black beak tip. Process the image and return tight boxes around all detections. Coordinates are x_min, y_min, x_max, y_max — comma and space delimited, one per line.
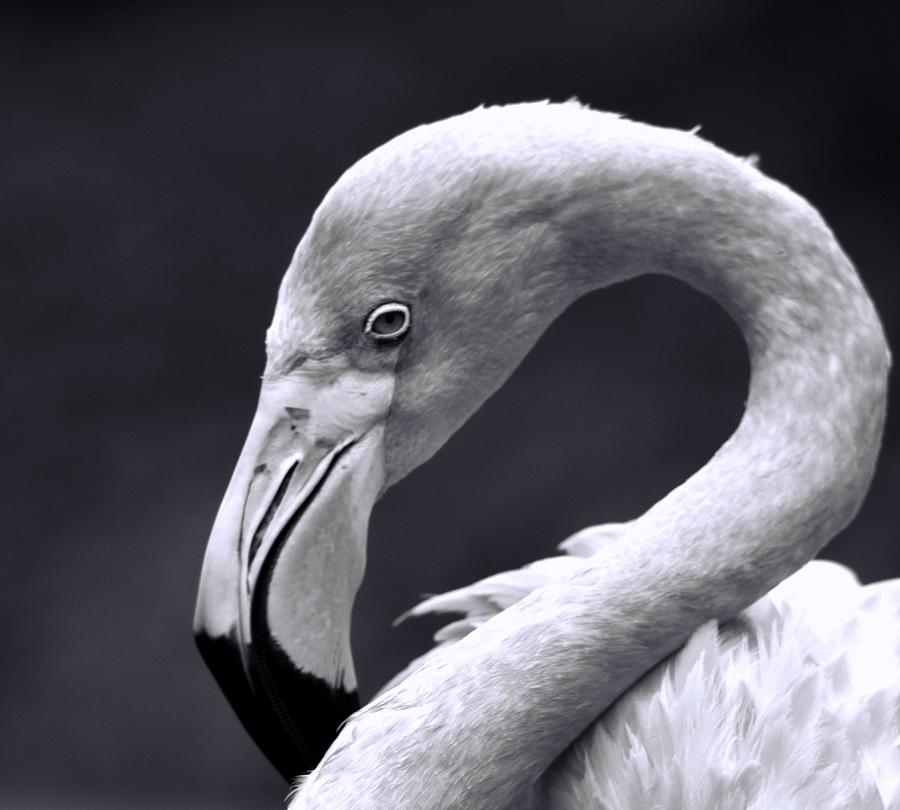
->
195, 629, 359, 782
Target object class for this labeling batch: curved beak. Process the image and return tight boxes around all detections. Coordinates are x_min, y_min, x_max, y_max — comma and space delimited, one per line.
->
194, 371, 388, 780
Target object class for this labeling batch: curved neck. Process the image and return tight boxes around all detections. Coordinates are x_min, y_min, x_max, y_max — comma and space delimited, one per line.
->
567, 125, 890, 610
290, 115, 889, 809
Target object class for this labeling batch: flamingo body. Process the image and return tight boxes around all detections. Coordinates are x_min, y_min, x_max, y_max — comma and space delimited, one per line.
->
192, 102, 896, 809
401, 540, 900, 808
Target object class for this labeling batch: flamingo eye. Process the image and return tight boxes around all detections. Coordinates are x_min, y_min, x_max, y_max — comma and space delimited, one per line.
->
364, 302, 411, 343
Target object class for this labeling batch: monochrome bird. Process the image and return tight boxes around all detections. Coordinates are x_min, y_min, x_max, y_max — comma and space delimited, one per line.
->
193, 102, 896, 809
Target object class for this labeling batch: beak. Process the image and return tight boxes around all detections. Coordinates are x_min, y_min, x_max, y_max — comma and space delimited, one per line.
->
193, 370, 388, 781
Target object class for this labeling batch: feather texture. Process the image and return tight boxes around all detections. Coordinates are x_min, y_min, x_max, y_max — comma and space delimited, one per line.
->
397, 527, 900, 809
239, 102, 896, 808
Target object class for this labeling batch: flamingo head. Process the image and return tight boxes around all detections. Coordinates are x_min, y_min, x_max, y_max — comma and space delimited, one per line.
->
193, 103, 606, 779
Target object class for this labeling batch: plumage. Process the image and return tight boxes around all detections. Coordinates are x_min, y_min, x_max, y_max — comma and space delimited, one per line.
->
193, 101, 896, 809
396, 531, 900, 809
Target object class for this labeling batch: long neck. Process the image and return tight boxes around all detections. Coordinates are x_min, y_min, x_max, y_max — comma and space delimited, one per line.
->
290, 116, 890, 809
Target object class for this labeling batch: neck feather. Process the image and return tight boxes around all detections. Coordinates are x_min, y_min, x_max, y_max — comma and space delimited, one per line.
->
290, 108, 890, 809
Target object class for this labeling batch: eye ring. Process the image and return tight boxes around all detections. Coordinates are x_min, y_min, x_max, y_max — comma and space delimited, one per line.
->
364, 302, 411, 343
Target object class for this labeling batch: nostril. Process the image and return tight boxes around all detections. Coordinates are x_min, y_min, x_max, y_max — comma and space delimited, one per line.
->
286, 355, 308, 373
248, 461, 299, 567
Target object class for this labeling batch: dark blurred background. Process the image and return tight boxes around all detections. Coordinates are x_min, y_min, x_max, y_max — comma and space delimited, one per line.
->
2, 1, 897, 806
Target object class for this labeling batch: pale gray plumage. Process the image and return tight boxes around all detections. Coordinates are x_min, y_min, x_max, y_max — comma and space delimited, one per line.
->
194, 101, 894, 809
391, 529, 900, 808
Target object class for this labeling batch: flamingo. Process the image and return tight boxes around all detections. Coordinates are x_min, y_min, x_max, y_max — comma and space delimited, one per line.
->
193, 101, 897, 808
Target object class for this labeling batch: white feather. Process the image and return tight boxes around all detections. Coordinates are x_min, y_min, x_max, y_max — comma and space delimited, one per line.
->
398, 542, 900, 808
